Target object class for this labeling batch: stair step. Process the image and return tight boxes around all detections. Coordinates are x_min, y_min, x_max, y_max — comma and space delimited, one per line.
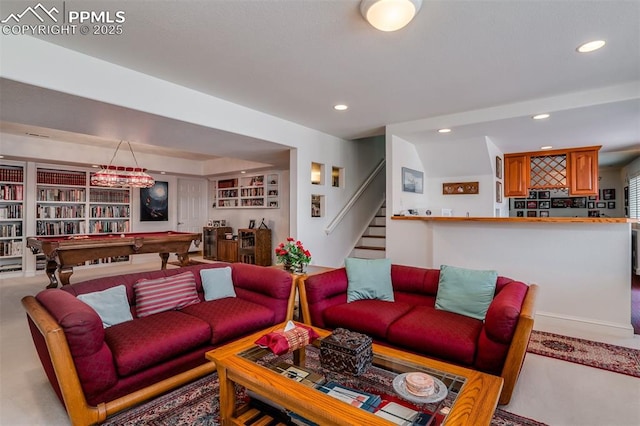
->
370, 217, 385, 226
352, 248, 386, 259
364, 227, 386, 237
360, 236, 385, 248
355, 245, 385, 251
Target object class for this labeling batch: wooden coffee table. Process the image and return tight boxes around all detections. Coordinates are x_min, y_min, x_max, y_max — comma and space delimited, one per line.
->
206, 322, 503, 425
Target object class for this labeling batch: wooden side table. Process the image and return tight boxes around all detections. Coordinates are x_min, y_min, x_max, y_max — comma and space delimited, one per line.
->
272, 265, 334, 321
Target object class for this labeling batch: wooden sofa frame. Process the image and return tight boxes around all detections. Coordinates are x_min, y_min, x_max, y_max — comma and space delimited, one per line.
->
22, 282, 297, 426
298, 278, 538, 406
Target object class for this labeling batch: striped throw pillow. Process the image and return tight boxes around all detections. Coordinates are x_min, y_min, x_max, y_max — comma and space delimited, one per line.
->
134, 271, 200, 318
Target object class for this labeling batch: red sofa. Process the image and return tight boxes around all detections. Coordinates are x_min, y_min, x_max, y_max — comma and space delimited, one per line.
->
22, 263, 295, 426
298, 264, 537, 405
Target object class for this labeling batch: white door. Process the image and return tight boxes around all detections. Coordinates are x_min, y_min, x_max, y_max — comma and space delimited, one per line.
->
177, 178, 207, 252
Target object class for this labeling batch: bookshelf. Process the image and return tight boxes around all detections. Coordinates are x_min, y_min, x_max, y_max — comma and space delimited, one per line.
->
238, 228, 272, 266
89, 185, 131, 233
36, 168, 87, 236
203, 226, 232, 260
214, 173, 279, 209
0, 162, 25, 274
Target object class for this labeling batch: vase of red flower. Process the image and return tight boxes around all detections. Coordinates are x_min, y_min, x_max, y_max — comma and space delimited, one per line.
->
275, 237, 311, 274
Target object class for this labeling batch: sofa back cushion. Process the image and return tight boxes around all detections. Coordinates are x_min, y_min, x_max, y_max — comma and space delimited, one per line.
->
77, 285, 133, 327
345, 258, 394, 302
134, 271, 201, 317
435, 265, 498, 320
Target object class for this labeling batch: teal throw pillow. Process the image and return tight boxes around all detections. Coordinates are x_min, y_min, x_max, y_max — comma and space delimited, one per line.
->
435, 265, 498, 320
200, 266, 236, 301
77, 285, 133, 328
345, 257, 394, 303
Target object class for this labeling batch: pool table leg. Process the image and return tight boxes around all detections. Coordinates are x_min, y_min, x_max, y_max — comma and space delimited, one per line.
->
159, 253, 169, 269
58, 266, 73, 287
45, 260, 59, 289
176, 252, 190, 266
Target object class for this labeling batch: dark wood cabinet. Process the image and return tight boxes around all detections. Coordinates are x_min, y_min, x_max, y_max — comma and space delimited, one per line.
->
217, 239, 238, 263
237, 228, 272, 266
202, 226, 232, 260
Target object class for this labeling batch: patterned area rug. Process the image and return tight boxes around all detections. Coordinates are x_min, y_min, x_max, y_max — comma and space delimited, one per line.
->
104, 373, 545, 426
105, 347, 546, 426
527, 330, 640, 378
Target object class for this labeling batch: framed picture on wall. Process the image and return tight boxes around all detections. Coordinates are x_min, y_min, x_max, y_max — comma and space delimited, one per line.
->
539, 211, 549, 217
514, 200, 526, 209
538, 201, 550, 209
526, 211, 537, 217
402, 167, 424, 193
140, 181, 168, 222
588, 201, 595, 209
496, 181, 502, 203
527, 200, 538, 209
608, 202, 616, 209
516, 211, 524, 217
602, 189, 616, 200
495, 156, 502, 179
538, 191, 550, 199
596, 202, 606, 208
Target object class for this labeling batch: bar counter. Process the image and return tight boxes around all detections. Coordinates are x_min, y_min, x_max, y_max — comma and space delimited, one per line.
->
391, 215, 637, 224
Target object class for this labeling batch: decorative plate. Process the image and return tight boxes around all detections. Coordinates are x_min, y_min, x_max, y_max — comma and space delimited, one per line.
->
392, 373, 448, 404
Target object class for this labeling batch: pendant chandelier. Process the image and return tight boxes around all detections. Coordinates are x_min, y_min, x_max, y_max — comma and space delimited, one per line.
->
91, 140, 155, 188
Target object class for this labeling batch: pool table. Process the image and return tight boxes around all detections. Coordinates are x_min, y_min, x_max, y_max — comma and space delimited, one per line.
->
27, 231, 201, 288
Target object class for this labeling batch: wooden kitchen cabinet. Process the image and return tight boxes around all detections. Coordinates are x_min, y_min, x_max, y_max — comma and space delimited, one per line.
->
504, 146, 600, 197
504, 154, 529, 197
569, 149, 599, 195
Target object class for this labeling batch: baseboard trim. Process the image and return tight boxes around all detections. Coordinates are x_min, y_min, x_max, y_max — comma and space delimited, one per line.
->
534, 311, 634, 339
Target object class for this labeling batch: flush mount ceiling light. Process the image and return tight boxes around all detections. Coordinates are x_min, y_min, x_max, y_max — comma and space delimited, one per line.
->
360, 0, 422, 32
334, 104, 348, 111
541, 145, 553, 150
532, 113, 550, 120
438, 128, 452, 133
576, 40, 606, 53
91, 140, 155, 188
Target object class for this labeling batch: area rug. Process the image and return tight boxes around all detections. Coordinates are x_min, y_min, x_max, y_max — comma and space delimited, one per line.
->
105, 347, 547, 426
527, 330, 640, 378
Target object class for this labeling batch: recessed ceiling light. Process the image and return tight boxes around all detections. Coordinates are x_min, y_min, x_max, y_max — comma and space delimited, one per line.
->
240, 170, 247, 174
541, 146, 553, 150
576, 40, 605, 53
160, 171, 166, 175
91, 164, 99, 168
334, 104, 348, 111
532, 113, 550, 120
438, 128, 452, 133
0, 155, 5, 159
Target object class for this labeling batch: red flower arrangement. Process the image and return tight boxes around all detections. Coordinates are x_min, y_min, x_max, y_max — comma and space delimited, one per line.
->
275, 237, 311, 271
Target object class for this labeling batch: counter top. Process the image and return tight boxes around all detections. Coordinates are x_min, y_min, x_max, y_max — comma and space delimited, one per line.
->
391, 216, 638, 224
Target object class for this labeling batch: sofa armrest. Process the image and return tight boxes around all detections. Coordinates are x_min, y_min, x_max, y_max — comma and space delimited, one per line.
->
22, 295, 107, 426
498, 283, 538, 405
231, 263, 295, 322
484, 281, 529, 344
299, 268, 348, 326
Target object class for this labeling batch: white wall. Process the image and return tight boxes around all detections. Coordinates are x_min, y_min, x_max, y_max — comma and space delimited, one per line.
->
295, 136, 386, 268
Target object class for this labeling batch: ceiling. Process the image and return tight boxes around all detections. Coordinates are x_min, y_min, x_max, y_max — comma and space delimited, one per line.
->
1, 0, 639, 169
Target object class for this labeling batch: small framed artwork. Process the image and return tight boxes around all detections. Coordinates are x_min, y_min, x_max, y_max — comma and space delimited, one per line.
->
538, 191, 550, 199
596, 202, 606, 208
248, 219, 256, 229
527, 200, 538, 209
402, 167, 424, 193
571, 197, 586, 208
516, 211, 524, 217
514, 200, 526, 209
608, 202, 616, 209
538, 201, 550, 209
588, 210, 600, 217
496, 181, 502, 203
588, 196, 597, 201
211, 220, 221, 228
220, 220, 226, 226
588, 201, 595, 209
528, 190, 537, 199
527, 211, 537, 217
207, 220, 213, 227
495, 156, 502, 179
539, 211, 549, 217
602, 189, 616, 200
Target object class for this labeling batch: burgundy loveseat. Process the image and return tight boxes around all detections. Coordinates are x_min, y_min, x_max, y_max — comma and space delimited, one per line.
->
22, 263, 295, 426
298, 264, 537, 405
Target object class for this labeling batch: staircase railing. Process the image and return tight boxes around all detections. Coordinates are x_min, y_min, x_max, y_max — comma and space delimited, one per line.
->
324, 158, 386, 235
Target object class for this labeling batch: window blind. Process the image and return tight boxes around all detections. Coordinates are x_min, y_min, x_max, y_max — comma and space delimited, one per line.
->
630, 174, 639, 219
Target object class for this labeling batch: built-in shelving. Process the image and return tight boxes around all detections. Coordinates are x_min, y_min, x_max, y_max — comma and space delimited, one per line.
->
214, 173, 279, 209
0, 162, 25, 274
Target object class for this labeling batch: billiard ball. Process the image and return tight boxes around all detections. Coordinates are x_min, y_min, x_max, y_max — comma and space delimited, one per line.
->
120, 234, 125, 238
